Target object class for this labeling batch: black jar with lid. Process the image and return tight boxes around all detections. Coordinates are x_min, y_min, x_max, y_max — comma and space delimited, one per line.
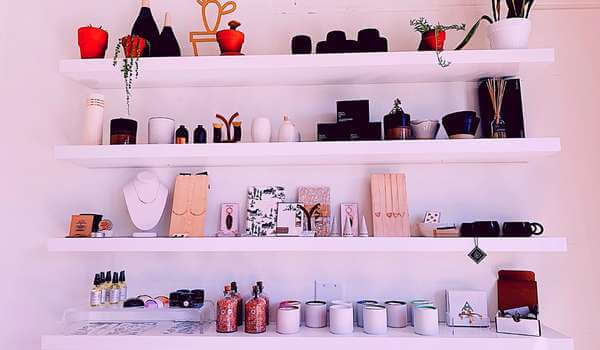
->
110, 118, 138, 145
384, 99, 411, 140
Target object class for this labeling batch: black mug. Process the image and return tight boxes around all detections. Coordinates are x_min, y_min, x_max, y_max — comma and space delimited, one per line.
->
503, 222, 544, 237
461, 221, 501, 237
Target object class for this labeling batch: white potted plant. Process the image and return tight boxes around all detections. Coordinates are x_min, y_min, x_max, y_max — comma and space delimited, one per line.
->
456, 0, 535, 50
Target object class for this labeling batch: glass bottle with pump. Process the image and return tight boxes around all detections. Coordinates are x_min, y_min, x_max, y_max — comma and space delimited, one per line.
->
230, 282, 244, 326
245, 285, 267, 334
257, 281, 270, 325
216, 285, 237, 333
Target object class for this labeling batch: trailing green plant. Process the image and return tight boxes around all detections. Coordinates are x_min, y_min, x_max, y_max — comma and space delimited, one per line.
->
410, 18, 466, 68
456, 0, 535, 50
112, 37, 149, 116
410, 18, 466, 34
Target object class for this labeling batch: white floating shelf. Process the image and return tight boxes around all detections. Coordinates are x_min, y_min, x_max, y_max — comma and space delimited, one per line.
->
55, 138, 561, 169
42, 323, 573, 350
47, 237, 567, 253
59, 49, 555, 88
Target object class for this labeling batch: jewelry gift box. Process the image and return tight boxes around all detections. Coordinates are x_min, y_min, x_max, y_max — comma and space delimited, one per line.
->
445, 290, 490, 327
495, 270, 541, 337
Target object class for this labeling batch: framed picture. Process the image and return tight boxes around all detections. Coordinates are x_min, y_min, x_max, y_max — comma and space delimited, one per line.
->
276, 203, 305, 236
340, 203, 359, 236
246, 186, 286, 236
68, 215, 94, 237
298, 186, 330, 237
218, 203, 239, 237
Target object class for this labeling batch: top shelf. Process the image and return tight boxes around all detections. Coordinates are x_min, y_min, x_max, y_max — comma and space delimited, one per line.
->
59, 49, 555, 88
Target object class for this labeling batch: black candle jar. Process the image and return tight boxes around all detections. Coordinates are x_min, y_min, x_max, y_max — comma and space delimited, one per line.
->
110, 118, 138, 145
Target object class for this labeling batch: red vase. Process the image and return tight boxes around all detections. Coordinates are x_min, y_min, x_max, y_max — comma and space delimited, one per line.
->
78, 26, 108, 59
419, 30, 446, 51
121, 35, 148, 58
217, 20, 245, 56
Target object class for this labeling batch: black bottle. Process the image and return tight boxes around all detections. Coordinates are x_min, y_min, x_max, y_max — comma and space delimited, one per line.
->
231, 282, 244, 326
176, 125, 189, 144
131, 0, 160, 57
156, 13, 181, 57
194, 125, 207, 144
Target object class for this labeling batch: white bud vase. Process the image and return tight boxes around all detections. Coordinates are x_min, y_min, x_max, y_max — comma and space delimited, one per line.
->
278, 116, 300, 142
252, 118, 272, 143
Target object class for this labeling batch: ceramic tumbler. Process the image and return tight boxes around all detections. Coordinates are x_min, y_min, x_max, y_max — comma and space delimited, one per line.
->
251, 118, 271, 143
279, 300, 302, 324
305, 301, 327, 328
148, 117, 175, 144
363, 304, 387, 335
385, 301, 408, 328
355, 300, 378, 327
414, 305, 439, 336
329, 305, 354, 335
277, 306, 300, 334
82, 93, 105, 145
409, 300, 433, 326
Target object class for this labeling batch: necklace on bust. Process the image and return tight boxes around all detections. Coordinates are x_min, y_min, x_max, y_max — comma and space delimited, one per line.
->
133, 180, 159, 204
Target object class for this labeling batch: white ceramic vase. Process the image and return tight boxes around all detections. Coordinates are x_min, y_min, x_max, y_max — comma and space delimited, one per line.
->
148, 117, 175, 144
278, 116, 301, 142
487, 18, 532, 49
252, 118, 272, 143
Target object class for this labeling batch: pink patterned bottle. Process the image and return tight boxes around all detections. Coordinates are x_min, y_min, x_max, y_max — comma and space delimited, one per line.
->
216, 285, 237, 333
257, 281, 270, 325
245, 285, 267, 334
230, 281, 244, 327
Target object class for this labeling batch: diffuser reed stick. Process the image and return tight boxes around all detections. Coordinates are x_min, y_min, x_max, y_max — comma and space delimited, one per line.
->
486, 78, 507, 123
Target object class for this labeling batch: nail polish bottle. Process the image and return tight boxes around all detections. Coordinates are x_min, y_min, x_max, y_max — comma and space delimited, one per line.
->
119, 271, 128, 302
176, 125, 189, 144
110, 272, 120, 304
104, 271, 112, 303
90, 274, 102, 307
99, 272, 107, 304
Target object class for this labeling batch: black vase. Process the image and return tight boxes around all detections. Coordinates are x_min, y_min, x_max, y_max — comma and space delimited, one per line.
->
157, 25, 181, 57
131, 1, 160, 57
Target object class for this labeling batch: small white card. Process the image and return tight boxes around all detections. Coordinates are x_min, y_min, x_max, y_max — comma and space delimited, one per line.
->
446, 290, 489, 327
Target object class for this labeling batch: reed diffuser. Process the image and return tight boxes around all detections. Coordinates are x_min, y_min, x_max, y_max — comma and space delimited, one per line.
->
485, 78, 507, 138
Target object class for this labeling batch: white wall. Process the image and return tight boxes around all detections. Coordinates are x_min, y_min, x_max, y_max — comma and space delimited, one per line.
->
1, 0, 599, 349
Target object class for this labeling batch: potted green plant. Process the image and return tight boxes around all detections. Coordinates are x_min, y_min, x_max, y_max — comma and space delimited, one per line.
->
410, 18, 465, 67
456, 0, 535, 50
112, 35, 149, 115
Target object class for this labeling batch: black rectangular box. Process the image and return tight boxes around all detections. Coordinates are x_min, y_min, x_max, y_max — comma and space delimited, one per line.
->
337, 100, 370, 125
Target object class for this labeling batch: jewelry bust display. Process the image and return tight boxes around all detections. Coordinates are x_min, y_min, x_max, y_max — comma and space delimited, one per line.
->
123, 171, 168, 237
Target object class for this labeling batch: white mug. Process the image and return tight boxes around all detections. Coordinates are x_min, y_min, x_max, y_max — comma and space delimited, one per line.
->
277, 306, 300, 334
251, 118, 272, 143
414, 305, 439, 336
305, 301, 327, 328
148, 117, 175, 144
329, 305, 354, 335
385, 301, 408, 328
363, 304, 387, 335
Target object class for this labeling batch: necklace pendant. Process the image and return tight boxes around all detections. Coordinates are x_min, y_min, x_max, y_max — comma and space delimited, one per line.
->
468, 246, 487, 264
